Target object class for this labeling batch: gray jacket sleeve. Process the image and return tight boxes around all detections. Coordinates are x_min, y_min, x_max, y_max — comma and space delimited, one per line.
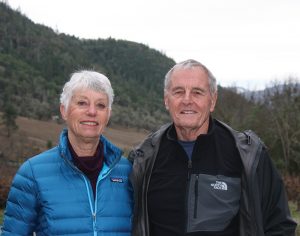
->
258, 148, 297, 235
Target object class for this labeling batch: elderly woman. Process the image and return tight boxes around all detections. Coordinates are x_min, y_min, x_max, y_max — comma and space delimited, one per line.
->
2, 70, 133, 235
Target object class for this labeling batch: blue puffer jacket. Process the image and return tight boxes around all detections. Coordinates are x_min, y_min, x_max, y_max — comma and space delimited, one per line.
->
2, 129, 133, 236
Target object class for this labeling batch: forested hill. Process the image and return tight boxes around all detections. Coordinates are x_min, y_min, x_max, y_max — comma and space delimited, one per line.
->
0, 2, 175, 130
1, 2, 300, 173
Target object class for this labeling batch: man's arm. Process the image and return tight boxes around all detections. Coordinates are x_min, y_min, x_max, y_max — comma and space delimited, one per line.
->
258, 149, 297, 235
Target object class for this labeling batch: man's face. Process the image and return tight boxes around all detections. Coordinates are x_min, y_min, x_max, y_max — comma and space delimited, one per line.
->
60, 88, 111, 143
164, 67, 217, 136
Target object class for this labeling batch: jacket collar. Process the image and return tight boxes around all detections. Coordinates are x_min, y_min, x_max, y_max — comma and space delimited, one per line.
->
165, 116, 216, 142
58, 128, 122, 167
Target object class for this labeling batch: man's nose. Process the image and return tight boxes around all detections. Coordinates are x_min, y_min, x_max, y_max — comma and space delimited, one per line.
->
182, 92, 192, 103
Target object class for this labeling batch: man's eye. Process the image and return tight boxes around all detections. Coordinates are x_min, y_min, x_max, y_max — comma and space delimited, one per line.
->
193, 91, 202, 95
193, 90, 205, 96
173, 90, 184, 95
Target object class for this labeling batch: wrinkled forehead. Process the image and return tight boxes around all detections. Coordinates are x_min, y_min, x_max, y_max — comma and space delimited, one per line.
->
169, 67, 209, 86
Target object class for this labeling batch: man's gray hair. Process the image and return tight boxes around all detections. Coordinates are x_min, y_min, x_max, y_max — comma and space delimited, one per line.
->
60, 70, 114, 110
164, 59, 218, 95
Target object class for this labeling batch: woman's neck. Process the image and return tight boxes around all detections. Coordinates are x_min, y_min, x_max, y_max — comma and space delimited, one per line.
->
68, 135, 99, 157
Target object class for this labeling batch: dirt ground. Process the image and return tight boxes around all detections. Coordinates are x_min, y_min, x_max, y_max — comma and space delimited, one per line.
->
16, 116, 149, 151
0, 116, 149, 165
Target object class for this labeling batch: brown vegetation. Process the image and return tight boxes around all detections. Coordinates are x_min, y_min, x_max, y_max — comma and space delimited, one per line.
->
283, 175, 300, 211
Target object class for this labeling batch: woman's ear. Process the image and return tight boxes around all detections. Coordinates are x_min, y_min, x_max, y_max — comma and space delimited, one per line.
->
107, 109, 111, 125
60, 104, 67, 121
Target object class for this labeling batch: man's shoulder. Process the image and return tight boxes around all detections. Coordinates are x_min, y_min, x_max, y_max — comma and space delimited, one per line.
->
128, 123, 171, 162
214, 119, 263, 145
140, 123, 171, 147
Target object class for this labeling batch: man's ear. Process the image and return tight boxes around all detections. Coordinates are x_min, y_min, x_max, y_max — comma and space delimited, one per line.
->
164, 94, 169, 110
210, 92, 218, 113
60, 104, 67, 121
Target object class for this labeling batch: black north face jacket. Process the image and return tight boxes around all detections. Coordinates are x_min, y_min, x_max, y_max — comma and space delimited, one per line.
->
129, 120, 297, 236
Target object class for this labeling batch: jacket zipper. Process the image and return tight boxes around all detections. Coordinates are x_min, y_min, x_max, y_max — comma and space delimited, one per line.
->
60, 138, 122, 235
185, 159, 193, 233
194, 174, 199, 218
81, 164, 115, 236
60, 152, 97, 233
82, 175, 97, 236
61, 154, 97, 234
187, 159, 192, 180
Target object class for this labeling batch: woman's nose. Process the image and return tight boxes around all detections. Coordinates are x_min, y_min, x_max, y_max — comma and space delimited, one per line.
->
87, 104, 97, 115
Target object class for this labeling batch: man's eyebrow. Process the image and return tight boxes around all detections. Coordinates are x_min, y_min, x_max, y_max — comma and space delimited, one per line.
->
192, 87, 206, 92
171, 86, 184, 91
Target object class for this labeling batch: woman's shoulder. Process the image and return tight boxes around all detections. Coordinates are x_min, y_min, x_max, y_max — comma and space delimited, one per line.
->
28, 146, 61, 164
113, 156, 132, 174
17, 146, 62, 176
118, 156, 132, 167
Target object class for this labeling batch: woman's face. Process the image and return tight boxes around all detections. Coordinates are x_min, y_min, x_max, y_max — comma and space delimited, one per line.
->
60, 88, 111, 143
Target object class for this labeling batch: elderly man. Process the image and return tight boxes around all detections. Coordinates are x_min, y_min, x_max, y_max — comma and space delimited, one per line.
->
129, 59, 297, 236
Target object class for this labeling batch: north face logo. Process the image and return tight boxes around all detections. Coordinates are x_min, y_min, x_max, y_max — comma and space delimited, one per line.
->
211, 181, 227, 190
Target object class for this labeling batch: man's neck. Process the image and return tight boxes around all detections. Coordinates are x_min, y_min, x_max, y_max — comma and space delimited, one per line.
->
175, 123, 209, 141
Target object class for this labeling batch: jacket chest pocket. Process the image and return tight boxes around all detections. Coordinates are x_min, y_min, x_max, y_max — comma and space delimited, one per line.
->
187, 174, 241, 232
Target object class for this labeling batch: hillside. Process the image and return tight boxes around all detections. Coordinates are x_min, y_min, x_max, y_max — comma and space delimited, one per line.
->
0, 2, 174, 130
1, 2, 300, 175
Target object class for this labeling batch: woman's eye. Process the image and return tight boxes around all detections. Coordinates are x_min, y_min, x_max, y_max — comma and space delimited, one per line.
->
77, 101, 87, 106
97, 103, 106, 109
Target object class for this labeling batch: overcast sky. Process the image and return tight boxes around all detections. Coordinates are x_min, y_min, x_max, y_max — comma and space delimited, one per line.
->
5, 0, 300, 90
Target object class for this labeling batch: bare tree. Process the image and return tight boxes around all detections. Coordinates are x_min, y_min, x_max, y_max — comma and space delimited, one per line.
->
263, 78, 300, 172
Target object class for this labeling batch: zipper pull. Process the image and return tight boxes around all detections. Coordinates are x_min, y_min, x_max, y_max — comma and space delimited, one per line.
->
92, 212, 96, 221
188, 159, 192, 168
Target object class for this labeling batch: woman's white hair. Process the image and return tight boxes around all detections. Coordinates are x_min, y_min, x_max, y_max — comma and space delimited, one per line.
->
60, 70, 114, 110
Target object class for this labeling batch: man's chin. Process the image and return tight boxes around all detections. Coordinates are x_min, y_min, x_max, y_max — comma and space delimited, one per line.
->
174, 123, 198, 130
